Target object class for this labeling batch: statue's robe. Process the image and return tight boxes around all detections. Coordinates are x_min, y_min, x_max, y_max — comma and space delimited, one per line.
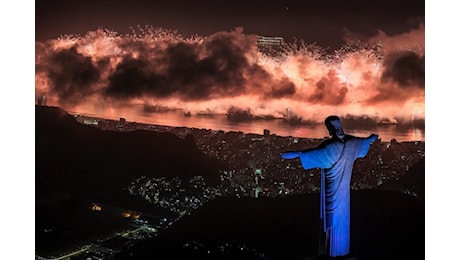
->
298, 135, 375, 257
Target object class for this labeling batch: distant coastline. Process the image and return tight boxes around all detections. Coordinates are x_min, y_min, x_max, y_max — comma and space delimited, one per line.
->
63, 106, 424, 142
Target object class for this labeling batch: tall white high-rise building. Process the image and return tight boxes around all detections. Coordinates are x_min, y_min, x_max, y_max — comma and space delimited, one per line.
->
37, 95, 47, 106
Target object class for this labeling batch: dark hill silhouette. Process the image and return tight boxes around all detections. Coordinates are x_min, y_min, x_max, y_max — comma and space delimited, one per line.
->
376, 157, 425, 200
126, 190, 424, 260
36, 106, 424, 260
36, 105, 225, 209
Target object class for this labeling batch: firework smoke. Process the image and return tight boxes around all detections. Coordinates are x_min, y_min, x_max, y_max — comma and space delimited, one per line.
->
35, 24, 424, 126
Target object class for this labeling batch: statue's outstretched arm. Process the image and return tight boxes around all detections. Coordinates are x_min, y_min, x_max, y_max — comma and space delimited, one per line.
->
281, 151, 300, 159
281, 146, 318, 160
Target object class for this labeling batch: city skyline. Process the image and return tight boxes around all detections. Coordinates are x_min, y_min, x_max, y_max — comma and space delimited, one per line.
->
34, 105, 425, 259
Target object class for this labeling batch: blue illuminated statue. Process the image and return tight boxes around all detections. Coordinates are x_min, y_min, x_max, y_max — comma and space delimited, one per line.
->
281, 115, 378, 257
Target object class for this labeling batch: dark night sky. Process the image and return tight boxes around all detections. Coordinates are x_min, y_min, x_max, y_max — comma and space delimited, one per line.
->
35, 0, 424, 49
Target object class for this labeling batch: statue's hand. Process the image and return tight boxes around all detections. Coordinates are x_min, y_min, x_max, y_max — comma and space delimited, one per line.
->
281, 152, 300, 160
369, 134, 379, 142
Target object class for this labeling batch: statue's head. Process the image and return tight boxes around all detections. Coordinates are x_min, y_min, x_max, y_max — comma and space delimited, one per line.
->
325, 115, 345, 140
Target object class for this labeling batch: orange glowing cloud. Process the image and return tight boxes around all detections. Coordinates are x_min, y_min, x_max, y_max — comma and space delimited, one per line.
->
35, 25, 424, 127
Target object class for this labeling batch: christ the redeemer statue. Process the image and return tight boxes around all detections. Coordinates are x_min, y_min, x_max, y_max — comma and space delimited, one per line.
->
281, 115, 378, 258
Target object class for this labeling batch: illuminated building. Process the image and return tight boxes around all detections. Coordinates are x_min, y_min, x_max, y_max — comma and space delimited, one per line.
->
256, 36, 286, 48
254, 168, 262, 184
255, 186, 262, 198
91, 204, 102, 211
37, 95, 47, 106
83, 118, 99, 126
254, 168, 263, 198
